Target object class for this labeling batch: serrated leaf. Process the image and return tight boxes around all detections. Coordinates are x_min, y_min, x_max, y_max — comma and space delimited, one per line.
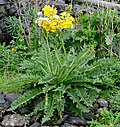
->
75, 87, 90, 106
43, 84, 56, 93
8, 88, 43, 111
31, 100, 45, 116
67, 89, 83, 109
42, 94, 55, 124
67, 89, 89, 115
54, 91, 65, 114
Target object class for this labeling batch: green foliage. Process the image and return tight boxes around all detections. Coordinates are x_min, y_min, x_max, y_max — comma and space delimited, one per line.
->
89, 108, 120, 127
88, 58, 120, 88
7, 45, 99, 124
0, 44, 31, 73
1, 2, 120, 126
5, 44, 120, 124
9, 88, 43, 110
0, 44, 33, 93
5, 16, 24, 38
5, 7, 40, 50
111, 89, 120, 111
0, 74, 23, 93
64, 9, 120, 58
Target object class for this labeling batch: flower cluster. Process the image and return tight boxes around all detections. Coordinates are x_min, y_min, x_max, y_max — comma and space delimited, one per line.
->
35, 5, 75, 32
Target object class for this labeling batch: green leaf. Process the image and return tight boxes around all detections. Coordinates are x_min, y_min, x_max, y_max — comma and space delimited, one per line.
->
75, 87, 91, 106
42, 94, 55, 124
54, 91, 65, 114
67, 89, 88, 113
43, 84, 56, 93
8, 88, 43, 111
31, 100, 45, 116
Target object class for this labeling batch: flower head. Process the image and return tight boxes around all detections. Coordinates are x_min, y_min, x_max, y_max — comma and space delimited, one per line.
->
42, 5, 57, 19
36, 5, 75, 32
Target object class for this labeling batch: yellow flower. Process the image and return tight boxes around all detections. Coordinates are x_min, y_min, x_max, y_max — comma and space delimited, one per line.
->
42, 5, 57, 19
11, 47, 15, 51
36, 5, 75, 32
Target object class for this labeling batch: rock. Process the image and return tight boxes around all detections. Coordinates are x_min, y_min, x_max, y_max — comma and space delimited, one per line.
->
57, 114, 69, 125
92, 103, 99, 112
3, 101, 11, 109
5, 4, 11, 10
0, 0, 8, 5
33, 96, 43, 107
64, 123, 78, 127
0, 5, 7, 18
5, 94, 21, 102
98, 108, 104, 114
30, 122, 40, 127
67, 116, 87, 126
4, 94, 21, 108
18, 106, 31, 114
98, 98, 108, 107
0, 108, 5, 122
50, 0, 66, 10
2, 114, 29, 127
73, 4, 95, 17
29, 116, 36, 125
82, 112, 96, 121
8, 4, 17, 16
0, 94, 5, 107
0, 115, 3, 122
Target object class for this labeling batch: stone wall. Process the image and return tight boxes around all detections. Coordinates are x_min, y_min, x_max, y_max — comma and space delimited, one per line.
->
0, 0, 95, 44
0, 0, 18, 44
0, 0, 67, 44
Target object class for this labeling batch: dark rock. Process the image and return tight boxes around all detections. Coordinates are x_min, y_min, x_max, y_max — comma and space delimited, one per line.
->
73, 4, 95, 17
98, 108, 104, 114
73, 5, 85, 12
98, 98, 108, 107
18, 106, 31, 114
0, 109, 4, 122
8, 4, 17, 15
0, 115, 3, 122
5, 94, 21, 102
64, 123, 78, 127
67, 116, 87, 126
3, 101, 10, 109
29, 116, 36, 125
82, 112, 96, 121
50, 0, 66, 10
30, 122, 40, 127
1, 114, 30, 127
0, 6, 7, 18
33, 96, 43, 107
0, 108, 5, 121
92, 103, 99, 112
5, 4, 11, 10
4, 94, 21, 108
57, 114, 69, 125
0, 94, 5, 107
0, 0, 8, 5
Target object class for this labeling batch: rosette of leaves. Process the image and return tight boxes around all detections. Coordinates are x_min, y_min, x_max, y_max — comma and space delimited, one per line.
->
8, 44, 98, 124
